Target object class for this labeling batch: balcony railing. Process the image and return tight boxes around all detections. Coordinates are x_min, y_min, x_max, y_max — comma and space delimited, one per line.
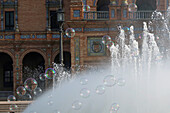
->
83, 11, 167, 20
84, 11, 109, 20
0, 101, 31, 112
129, 11, 167, 20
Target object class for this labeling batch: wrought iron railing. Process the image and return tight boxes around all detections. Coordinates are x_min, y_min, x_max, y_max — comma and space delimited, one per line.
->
84, 11, 109, 20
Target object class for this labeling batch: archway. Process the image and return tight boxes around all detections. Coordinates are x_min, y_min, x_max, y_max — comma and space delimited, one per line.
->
54, 51, 71, 70
97, 0, 110, 11
136, 0, 157, 11
0, 52, 13, 93
22, 52, 45, 89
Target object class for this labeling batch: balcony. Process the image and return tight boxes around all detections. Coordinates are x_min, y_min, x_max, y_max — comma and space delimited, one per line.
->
129, 11, 167, 20
83, 11, 167, 20
0, 101, 31, 112
84, 11, 109, 20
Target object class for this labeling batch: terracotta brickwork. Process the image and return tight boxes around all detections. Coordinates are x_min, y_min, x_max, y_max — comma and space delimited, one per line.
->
18, 0, 46, 31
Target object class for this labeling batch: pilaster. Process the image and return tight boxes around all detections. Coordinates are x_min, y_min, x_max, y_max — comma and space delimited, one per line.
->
70, 1, 83, 20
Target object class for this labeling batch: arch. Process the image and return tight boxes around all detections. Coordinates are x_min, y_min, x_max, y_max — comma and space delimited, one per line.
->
22, 52, 45, 68
0, 52, 13, 92
53, 51, 71, 69
97, 0, 110, 11
52, 49, 70, 63
136, 0, 157, 11
0, 50, 14, 63
20, 49, 47, 66
22, 51, 46, 90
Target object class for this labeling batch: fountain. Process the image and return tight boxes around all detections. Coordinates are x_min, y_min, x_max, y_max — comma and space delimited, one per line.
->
21, 8, 170, 113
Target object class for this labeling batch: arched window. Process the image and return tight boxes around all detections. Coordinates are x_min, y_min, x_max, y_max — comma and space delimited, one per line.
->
136, 0, 157, 11
0, 52, 13, 90
97, 0, 110, 11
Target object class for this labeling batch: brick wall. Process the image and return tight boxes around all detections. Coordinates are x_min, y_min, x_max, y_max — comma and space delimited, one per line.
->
64, 0, 71, 21
18, 0, 46, 32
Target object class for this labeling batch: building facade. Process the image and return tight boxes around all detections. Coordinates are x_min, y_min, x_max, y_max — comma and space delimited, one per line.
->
0, 0, 169, 99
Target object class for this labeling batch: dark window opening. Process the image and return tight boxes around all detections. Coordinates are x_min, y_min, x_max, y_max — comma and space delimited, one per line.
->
96, 0, 110, 19
97, 0, 110, 11
136, 0, 157, 11
54, 52, 71, 70
5, 11, 14, 31
50, 11, 60, 31
0, 52, 13, 89
22, 52, 45, 91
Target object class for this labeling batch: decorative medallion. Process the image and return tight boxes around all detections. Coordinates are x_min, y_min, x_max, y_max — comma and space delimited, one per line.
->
88, 37, 106, 56
91, 41, 102, 53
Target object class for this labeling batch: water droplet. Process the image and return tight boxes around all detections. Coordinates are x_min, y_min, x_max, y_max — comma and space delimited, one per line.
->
72, 100, 82, 110
23, 93, 32, 101
110, 103, 120, 112
45, 68, 56, 79
7, 95, 16, 102
39, 73, 46, 81
65, 28, 75, 37
16, 86, 26, 96
103, 75, 116, 87
29, 111, 37, 113
83, 5, 90, 12
53, 109, 61, 113
80, 88, 90, 98
106, 41, 114, 49
102, 35, 111, 44
33, 87, 42, 97
24, 78, 38, 91
48, 100, 54, 106
9, 104, 18, 111
128, 3, 137, 12
80, 78, 88, 85
117, 78, 126, 86
96, 85, 105, 95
